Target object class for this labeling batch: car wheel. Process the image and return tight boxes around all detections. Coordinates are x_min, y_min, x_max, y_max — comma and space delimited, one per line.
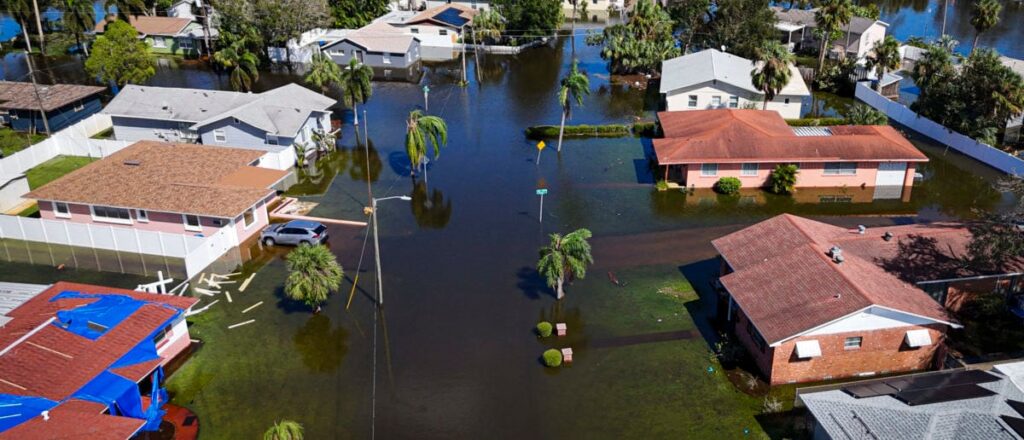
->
263, 237, 275, 246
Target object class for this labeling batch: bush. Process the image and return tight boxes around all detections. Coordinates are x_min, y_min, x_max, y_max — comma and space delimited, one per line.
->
713, 177, 741, 195
769, 164, 799, 195
632, 121, 659, 137
524, 124, 630, 139
543, 349, 563, 367
655, 179, 669, 191
785, 117, 847, 127
536, 321, 553, 337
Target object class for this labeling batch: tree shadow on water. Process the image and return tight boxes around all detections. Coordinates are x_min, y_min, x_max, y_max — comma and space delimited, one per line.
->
517, 266, 550, 300
293, 314, 349, 374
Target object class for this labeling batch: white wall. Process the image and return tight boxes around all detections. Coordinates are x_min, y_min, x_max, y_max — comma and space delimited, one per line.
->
854, 23, 887, 60
0, 114, 132, 178
804, 306, 937, 337
664, 83, 807, 119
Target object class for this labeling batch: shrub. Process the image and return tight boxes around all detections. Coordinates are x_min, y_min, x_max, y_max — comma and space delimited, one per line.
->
769, 164, 799, 195
524, 124, 630, 139
655, 180, 669, 191
785, 117, 847, 127
536, 321, 553, 337
543, 349, 563, 367
631, 121, 659, 137
713, 177, 742, 195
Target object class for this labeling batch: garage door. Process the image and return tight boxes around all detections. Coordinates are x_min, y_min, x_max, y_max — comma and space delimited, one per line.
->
875, 162, 907, 186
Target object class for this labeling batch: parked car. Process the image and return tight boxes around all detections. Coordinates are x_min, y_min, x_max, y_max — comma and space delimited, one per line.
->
260, 220, 329, 246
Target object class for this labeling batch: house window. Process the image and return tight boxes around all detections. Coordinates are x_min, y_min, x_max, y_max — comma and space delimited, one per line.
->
91, 205, 132, 224
213, 130, 227, 143
711, 96, 722, 107
439, 29, 448, 36
784, 98, 791, 104
266, 134, 279, 145
326, 49, 343, 56
824, 162, 857, 175
700, 163, 718, 177
179, 38, 193, 49
152, 324, 172, 343
844, 336, 863, 349
243, 208, 256, 228
136, 209, 149, 223
728, 96, 739, 108
183, 214, 202, 232
687, 95, 698, 108
410, 28, 419, 34
54, 202, 71, 218
152, 38, 166, 48
740, 163, 758, 176
383, 53, 392, 64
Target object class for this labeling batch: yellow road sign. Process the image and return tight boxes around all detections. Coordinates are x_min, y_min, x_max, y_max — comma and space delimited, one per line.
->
536, 140, 546, 151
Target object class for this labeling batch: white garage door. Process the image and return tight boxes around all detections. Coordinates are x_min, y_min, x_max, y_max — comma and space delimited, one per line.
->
875, 162, 907, 186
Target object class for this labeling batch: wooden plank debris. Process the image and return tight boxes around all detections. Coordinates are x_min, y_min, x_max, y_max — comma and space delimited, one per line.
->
194, 288, 219, 297
225, 291, 233, 303
242, 301, 263, 314
238, 273, 256, 292
228, 319, 255, 329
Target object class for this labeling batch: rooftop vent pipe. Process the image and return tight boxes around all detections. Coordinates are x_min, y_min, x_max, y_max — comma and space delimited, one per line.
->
858, 225, 866, 234
883, 232, 894, 242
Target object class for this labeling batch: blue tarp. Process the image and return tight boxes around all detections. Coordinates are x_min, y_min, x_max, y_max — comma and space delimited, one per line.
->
51, 292, 147, 340
0, 394, 58, 432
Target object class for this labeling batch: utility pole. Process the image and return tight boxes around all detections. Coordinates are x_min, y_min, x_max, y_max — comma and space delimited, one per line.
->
199, 0, 213, 58
25, 55, 50, 136
363, 109, 372, 203
31, 0, 44, 52
460, 25, 468, 85
941, 0, 948, 37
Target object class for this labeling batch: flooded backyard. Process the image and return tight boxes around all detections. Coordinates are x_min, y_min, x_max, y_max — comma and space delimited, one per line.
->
0, 18, 1019, 440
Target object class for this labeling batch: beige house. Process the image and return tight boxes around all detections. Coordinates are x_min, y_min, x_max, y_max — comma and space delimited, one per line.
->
772, 6, 888, 61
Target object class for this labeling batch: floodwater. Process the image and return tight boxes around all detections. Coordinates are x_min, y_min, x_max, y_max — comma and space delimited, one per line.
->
0, 21, 1018, 440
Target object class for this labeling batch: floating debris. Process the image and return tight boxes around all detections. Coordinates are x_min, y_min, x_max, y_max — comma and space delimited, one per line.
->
228, 319, 255, 329
194, 288, 219, 297
238, 273, 256, 292
225, 291, 233, 303
242, 301, 263, 314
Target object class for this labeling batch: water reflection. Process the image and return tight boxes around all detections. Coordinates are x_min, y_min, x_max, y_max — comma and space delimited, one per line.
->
410, 181, 452, 229
285, 141, 382, 197
293, 314, 349, 374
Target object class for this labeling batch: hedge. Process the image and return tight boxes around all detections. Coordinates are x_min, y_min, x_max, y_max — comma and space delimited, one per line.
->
543, 349, 563, 367
524, 122, 659, 139
785, 117, 847, 127
536, 321, 553, 337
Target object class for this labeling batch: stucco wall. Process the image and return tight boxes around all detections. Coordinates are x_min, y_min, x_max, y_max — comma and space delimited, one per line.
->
39, 200, 230, 237
111, 116, 195, 143
678, 162, 915, 189
232, 196, 272, 243
854, 23, 887, 59
664, 82, 807, 119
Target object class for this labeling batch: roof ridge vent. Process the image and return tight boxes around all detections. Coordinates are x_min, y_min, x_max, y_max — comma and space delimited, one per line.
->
829, 245, 844, 264
123, 159, 141, 166
883, 231, 894, 242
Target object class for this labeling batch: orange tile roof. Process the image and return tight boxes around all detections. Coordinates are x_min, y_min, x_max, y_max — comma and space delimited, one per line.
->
1, 400, 144, 440
653, 109, 929, 165
95, 15, 192, 36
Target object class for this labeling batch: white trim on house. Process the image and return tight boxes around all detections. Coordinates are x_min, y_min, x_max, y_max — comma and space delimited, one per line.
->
183, 214, 202, 232
768, 305, 961, 347
53, 202, 71, 218
905, 329, 933, 347
795, 340, 822, 358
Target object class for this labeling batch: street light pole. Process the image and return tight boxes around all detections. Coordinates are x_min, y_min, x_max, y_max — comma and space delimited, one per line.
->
371, 195, 411, 306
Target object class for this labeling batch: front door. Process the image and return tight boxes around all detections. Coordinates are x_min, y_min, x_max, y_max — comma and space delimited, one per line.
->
875, 162, 907, 187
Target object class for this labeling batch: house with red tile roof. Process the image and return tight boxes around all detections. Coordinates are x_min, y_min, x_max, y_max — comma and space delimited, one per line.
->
0, 281, 198, 438
711, 214, 964, 385
653, 110, 928, 197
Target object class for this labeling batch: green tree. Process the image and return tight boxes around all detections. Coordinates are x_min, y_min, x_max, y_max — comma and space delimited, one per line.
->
472, 9, 506, 45
968, 177, 1024, 271
842, 103, 888, 125
256, 0, 330, 67
814, 0, 853, 69
105, 0, 148, 19
60, 0, 96, 56
537, 228, 593, 300
702, 0, 778, 59
866, 35, 901, 92
304, 52, 343, 96
285, 244, 343, 312
969, 0, 1001, 53
263, 420, 304, 440
768, 164, 799, 194
339, 58, 373, 125
492, 0, 562, 39
556, 60, 590, 153
586, 0, 678, 75
213, 39, 260, 92
404, 109, 448, 177
327, 0, 389, 28
668, 0, 711, 54
750, 41, 794, 110
85, 20, 156, 86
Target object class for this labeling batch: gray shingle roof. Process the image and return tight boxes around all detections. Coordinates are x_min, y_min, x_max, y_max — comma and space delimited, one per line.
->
102, 83, 335, 137
659, 49, 810, 97
802, 369, 1024, 440
771, 6, 882, 35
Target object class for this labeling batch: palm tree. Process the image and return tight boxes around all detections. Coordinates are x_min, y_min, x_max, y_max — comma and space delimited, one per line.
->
213, 41, 259, 92
404, 109, 447, 177
537, 228, 593, 300
969, 0, 1001, 53
4, 0, 34, 53
814, 0, 853, 69
340, 58, 373, 125
60, 0, 95, 56
866, 35, 901, 92
842, 103, 888, 125
304, 52, 343, 96
105, 0, 148, 19
751, 41, 794, 110
264, 420, 304, 440
472, 9, 505, 44
556, 60, 590, 153
285, 244, 343, 313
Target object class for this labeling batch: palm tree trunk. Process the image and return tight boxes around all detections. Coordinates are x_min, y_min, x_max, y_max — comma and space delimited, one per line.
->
31, 0, 44, 52
844, 23, 852, 60
353, 102, 359, 125
818, 38, 828, 71
972, 33, 980, 54
556, 276, 565, 300
762, 94, 769, 110
19, 19, 33, 53
557, 108, 567, 153
875, 68, 885, 92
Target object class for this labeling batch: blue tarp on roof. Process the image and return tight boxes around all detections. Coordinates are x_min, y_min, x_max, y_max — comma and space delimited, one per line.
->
434, 8, 470, 27
0, 394, 58, 432
51, 292, 148, 340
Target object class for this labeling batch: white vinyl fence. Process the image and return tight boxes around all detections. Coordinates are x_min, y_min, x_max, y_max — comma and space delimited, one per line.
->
0, 114, 132, 177
0, 215, 237, 278
856, 82, 1024, 175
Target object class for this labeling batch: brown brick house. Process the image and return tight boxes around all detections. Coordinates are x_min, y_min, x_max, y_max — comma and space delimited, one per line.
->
711, 214, 964, 385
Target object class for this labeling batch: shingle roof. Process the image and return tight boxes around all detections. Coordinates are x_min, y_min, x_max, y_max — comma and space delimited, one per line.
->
0, 82, 105, 112
653, 109, 928, 165
94, 15, 192, 36
802, 369, 1024, 440
712, 214, 957, 344
659, 49, 810, 96
324, 25, 419, 54
102, 83, 335, 137
26, 141, 287, 218
771, 6, 882, 35
1, 400, 145, 440
406, 4, 477, 28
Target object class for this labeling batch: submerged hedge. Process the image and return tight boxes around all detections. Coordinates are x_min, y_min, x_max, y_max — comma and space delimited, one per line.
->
785, 117, 847, 127
525, 122, 660, 139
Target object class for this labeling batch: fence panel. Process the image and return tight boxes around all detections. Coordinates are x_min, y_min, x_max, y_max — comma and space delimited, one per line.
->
42, 220, 69, 245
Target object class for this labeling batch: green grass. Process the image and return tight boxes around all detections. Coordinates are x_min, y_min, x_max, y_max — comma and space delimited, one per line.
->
25, 155, 97, 189
0, 128, 46, 157
90, 128, 114, 139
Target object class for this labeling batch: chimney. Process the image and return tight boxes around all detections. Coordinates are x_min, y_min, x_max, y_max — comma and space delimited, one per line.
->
883, 231, 894, 242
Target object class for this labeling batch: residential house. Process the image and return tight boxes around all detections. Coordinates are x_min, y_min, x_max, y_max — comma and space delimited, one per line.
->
1001, 56, 1024, 143
94, 15, 217, 57
0, 281, 198, 438
267, 28, 352, 65
653, 109, 927, 197
102, 83, 336, 169
26, 141, 289, 245
424, 0, 491, 11
711, 214, 962, 384
800, 366, 1024, 439
772, 6, 888, 61
375, 4, 477, 61
0, 82, 105, 133
562, 0, 625, 16
659, 49, 810, 119
321, 22, 423, 81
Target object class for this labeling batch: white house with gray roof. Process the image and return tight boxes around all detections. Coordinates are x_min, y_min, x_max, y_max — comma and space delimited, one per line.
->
660, 49, 810, 119
772, 6, 888, 61
320, 21, 422, 81
102, 84, 336, 169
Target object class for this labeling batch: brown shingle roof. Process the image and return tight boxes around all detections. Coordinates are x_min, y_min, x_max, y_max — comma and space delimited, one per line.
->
712, 215, 957, 344
1, 400, 144, 440
0, 82, 105, 112
94, 15, 192, 36
26, 141, 287, 218
653, 109, 929, 165
406, 4, 477, 27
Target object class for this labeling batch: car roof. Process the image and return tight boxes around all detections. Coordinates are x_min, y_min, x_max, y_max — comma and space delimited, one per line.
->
285, 220, 323, 229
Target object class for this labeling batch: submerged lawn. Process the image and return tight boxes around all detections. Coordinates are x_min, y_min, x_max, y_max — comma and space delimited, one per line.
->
25, 155, 96, 189
0, 128, 46, 157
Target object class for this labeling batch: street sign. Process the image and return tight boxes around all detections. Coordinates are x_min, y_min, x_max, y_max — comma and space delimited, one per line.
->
423, 85, 430, 94
536, 188, 548, 196
536, 140, 546, 151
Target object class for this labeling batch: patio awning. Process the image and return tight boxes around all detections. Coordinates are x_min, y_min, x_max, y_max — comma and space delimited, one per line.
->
775, 22, 805, 33
795, 340, 822, 358
905, 329, 932, 348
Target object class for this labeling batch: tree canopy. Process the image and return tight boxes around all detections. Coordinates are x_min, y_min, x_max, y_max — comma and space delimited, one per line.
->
750, 41, 793, 110
285, 244, 343, 311
492, 0, 563, 40
327, 0, 390, 28
587, 0, 678, 75
537, 228, 594, 300
85, 20, 156, 86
